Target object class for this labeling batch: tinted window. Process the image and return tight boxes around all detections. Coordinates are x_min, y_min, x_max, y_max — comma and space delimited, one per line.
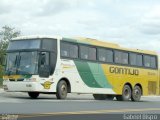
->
114, 51, 121, 64
129, 53, 136, 65
61, 42, 78, 58
114, 51, 128, 64
42, 39, 57, 51
89, 47, 96, 60
150, 56, 156, 68
80, 46, 88, 60
129, 53, 143, 66
137, 54, 143, 66
8, 40, 41, 50
80, 46, 96, 60
121, 52, 128, 64
61, 43, 70, 57
98, 48, 113, 62
144, 55, 151, 67
143, 55, 157, 68
70, 44, 78, 58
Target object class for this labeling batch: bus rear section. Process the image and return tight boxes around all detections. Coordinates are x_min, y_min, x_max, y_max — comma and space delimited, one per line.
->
59, 38, 159, 101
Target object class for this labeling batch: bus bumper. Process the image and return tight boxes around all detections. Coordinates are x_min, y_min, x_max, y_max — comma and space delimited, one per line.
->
3, 81, 45, 92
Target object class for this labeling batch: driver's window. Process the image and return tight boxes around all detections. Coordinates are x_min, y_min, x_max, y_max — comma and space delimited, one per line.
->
40, 52, 49, 66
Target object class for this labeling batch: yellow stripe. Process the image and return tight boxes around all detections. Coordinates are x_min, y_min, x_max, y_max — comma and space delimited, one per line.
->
3, 75, 22, 80
18, 108, 160, 118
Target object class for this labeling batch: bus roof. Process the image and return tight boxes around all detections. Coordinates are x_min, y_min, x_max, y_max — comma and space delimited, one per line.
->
63, 37, 157, 55
12, 35, 62, 40
12, 35, 157, 55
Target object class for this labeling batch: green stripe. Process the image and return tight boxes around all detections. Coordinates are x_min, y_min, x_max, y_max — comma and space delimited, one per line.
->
23, 75, 32, 79
99, 65, 112, 88
74, 61, 102, 88
88, 63, 112, 88
74, 61, 112, 88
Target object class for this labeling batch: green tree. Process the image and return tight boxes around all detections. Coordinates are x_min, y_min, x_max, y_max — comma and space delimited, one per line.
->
0, 25, 20, 51
0, 26, 21, 83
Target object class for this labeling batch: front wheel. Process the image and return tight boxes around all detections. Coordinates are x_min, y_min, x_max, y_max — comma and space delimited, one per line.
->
131, 86, 142, 102
28, 92, 39, 99
116, 85, 131, 101
56, 80, 68, 99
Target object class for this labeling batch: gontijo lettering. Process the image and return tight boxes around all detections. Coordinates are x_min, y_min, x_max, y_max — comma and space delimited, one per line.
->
109, 67, 139, 76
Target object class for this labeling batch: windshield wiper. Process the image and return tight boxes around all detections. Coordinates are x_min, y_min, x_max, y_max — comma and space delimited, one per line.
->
5, 69, 16, 76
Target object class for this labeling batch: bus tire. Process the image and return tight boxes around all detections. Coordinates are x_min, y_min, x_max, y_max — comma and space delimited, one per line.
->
106, 95, 114, 100
56, 80, 68, 99
116, 85, 131, 101
93, 94, 106, 100
28, 92, 39, 99
131, 86, 142, 102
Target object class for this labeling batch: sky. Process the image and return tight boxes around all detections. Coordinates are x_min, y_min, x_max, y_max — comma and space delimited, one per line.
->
0, 0, 160, 53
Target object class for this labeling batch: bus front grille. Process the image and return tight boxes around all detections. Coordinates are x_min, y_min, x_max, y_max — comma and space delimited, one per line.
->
9, 78, 24, 81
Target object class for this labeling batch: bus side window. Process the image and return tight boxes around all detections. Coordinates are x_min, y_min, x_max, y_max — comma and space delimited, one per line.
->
121, 52, 128, 64
144, 55, 151, 67
89, 47, 96, 60
61, 43, 70, 57
61, 42, 78, 59
144, 55, 157, 68
80, 46, 89, 60
98, 48, 113, 63
129, 53, 136, 66
41, 54, 46, 65
40, 52, 49, 66
69, 44, 78, 58
150, 56, 156, 68
114, 51, 121, 64
137, 54, 143, 66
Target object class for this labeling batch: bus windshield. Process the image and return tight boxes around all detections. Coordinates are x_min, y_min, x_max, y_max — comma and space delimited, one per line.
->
5, 52, 38, 75
8, 39, 41, 50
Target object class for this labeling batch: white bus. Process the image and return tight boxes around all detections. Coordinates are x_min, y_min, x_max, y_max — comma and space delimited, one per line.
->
3, 36, 159, 101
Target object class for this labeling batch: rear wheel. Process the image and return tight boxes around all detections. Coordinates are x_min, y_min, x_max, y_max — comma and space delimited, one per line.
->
93, 94, 106, 100
28, 92, 39, 99
131, 86, 142, 102
116, 85, 131, 101
56, 80, 68, 99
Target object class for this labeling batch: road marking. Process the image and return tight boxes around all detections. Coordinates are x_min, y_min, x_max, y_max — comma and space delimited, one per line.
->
0, 99, 24, 103
18, 108, 160, 118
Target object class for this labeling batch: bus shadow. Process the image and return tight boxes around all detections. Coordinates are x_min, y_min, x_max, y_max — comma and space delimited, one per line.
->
3, 95, 152, 102
1, 92, 154, 102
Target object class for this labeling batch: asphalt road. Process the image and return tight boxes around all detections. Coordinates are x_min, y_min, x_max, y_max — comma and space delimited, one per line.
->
0, 89, 160, 120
